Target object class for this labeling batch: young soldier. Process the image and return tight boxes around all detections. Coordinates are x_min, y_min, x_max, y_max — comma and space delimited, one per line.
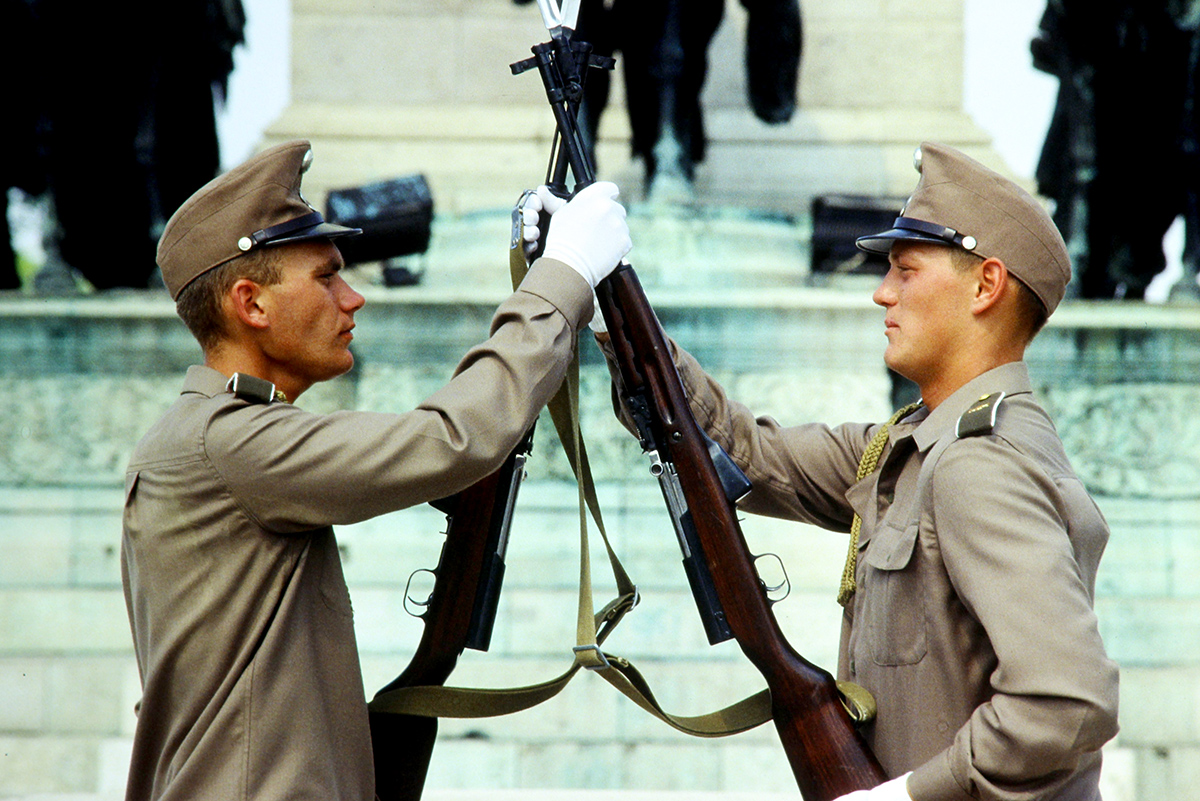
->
585, 142, 1120, 800
121, 140, 631, 800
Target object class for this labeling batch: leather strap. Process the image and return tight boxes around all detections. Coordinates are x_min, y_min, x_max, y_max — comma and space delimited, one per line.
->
368, 223, 775, 738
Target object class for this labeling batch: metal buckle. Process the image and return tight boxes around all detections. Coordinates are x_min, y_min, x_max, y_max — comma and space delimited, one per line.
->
573, 644, 612, 671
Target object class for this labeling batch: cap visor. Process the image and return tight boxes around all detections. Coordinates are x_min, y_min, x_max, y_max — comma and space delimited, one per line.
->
266, 221, 362, 247
855, 228, 956, 255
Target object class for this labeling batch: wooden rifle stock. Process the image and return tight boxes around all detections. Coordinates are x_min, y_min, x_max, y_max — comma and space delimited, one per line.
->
514, 13, 883, 795
370, 430, 533, 801
596, 268, 888, 800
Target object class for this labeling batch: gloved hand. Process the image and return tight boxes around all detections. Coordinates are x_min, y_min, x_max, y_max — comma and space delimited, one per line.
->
513, 188, 561, 265
833, 773, 913, 801
538, 181, 632, 288
588, 290, 608, 334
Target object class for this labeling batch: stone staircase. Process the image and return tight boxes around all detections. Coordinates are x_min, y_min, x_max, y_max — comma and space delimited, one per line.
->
3, 241, 1200, 797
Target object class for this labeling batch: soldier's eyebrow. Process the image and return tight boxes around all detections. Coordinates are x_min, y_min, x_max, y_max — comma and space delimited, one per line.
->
312, 254, 345, 275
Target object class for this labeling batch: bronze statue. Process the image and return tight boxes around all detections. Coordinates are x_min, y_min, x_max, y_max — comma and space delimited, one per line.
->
1033, 0, 1200, 300
516, 0, 802, 202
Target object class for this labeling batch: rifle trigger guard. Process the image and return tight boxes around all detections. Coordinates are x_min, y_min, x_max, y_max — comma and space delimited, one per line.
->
402, 567, 437, 618
753, 552, 791, 605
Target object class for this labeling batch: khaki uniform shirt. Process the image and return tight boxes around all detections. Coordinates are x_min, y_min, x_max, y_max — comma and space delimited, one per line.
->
122, 259, 591, 801
624, 342, 1119, 801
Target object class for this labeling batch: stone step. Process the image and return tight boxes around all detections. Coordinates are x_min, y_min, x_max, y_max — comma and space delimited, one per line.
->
3, 271, 1199, 801
262, 102, 996, 217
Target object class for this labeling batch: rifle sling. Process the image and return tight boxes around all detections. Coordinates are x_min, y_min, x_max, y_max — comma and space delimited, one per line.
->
366, 230, 781, 740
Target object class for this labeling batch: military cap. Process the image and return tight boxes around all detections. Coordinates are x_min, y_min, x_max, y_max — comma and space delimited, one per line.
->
157, 140, 361, 299
856, 141, 1071, 315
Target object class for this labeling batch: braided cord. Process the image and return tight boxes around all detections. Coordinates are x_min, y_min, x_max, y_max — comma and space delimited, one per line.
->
836, 403, 921, 606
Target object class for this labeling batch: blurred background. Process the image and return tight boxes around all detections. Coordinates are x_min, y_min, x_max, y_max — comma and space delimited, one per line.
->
2, 1, 1198, 800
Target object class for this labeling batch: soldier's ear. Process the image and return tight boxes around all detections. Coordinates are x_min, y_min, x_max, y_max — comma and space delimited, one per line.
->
971, 257, 1008, 315
228, 279, 270, 330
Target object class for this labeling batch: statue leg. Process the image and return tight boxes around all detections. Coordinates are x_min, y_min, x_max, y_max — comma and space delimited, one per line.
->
0, 190, 19, 291
574, 0, 615, 168
629, 0, 723, 202
741, 0, 803, 123
1171, 19, 1200, 301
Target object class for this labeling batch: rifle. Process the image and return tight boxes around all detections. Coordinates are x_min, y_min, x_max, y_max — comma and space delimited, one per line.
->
367, 8, 628, 791
514, 2, 889, 797
368, 428, 533, 801
597, 270, 887, 800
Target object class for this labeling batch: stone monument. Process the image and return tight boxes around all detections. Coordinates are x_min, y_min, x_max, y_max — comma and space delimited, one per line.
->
266, 0, 1000, 216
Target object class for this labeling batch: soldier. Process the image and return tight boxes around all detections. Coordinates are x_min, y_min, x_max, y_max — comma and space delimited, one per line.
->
120, 140, 630, 800
581, 142, 1120, 800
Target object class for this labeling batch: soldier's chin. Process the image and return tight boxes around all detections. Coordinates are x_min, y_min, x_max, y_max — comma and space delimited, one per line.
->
325, 351, 356, 380
883, 352, 918, 384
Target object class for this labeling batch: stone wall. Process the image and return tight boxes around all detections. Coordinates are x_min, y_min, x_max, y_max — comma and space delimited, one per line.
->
3, 256, 1200, 797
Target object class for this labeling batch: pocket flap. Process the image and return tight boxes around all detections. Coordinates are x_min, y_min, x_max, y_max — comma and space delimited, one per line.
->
863, 520, 918, 571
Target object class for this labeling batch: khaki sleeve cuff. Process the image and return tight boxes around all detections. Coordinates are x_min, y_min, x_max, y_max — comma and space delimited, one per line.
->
518, 257, 593, 331
906, 752, 974, 801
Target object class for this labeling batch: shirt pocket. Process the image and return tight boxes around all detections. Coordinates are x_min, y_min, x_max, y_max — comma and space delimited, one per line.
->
861, 519, 926, 666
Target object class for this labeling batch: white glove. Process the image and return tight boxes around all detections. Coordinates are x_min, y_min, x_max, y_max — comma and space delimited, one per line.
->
833, 773, 913, 801
540, 181, 632, 288
513, 188, 565, 264
588, 289, 608, 334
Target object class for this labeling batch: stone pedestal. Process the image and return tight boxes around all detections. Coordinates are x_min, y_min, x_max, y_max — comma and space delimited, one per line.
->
264, 0, 1003, 217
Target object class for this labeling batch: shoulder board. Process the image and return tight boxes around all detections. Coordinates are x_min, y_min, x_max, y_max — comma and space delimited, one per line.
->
225, 373, 285, 405
956, 391, 1006, 438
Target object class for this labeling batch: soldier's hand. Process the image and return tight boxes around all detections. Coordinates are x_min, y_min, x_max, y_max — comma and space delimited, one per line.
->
540, 182, 631, 288
513, 188, 562, 265
832, 773, 912, 801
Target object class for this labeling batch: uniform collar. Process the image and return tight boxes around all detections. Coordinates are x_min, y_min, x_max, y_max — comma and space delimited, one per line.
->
182, 365, 234, 398
905, 361, 1033, 453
